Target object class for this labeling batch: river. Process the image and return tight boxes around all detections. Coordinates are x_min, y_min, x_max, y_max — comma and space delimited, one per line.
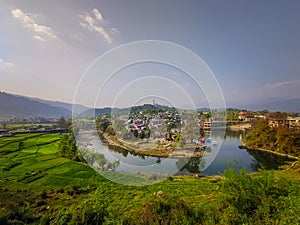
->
80, 129, 293, 177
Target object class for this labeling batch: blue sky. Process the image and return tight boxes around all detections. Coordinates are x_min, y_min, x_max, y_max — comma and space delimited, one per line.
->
0, 0, 299, 108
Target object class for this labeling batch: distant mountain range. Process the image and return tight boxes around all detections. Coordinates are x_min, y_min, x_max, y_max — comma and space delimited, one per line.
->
0, 92, 299, 119
28, 96, 88, 114
0, 92, 88, 119
242, 99, 300, 112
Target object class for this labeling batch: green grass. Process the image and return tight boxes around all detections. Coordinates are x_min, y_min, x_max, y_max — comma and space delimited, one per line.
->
0, 133, 299, 225
0, 133, 111, 194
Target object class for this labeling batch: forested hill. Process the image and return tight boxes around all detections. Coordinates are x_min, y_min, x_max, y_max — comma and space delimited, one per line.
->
243, 119, 300, 157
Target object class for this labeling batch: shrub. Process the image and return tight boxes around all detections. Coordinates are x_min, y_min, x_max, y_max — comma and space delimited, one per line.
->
125, 192, 202, 225
220, 167, 300, 224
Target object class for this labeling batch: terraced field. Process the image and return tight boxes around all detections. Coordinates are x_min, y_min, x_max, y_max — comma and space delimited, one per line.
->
0, 133, 105, 190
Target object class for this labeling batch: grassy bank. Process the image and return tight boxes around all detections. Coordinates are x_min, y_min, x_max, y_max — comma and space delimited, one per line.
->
0, 133, 299, 224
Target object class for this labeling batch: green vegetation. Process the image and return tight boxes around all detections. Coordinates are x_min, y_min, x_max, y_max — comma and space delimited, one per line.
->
57, 116, 72, 130
59, 129, 82, 161
0, 133, 299, 224
244, 119, 300, 157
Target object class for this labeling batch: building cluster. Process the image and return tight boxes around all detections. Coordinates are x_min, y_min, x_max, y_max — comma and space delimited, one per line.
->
3, 117, 57, 124
0, 126, 66, 137
238, 111, 300, 129
238, 112, 265, 122
0, 117, 67, 137
198, 111, 226, 130
0, 129, 10, 137
124, 111, 182, 139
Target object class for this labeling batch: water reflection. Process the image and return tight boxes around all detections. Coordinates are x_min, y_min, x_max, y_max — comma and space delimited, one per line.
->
176, 157, 206, 174
247, 149, 295, 170
78, 128, 295, 176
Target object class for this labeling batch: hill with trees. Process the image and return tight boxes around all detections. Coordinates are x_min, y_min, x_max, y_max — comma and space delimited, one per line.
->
243, 119, 300, 157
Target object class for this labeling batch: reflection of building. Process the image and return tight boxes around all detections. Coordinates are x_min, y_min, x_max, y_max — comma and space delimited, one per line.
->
201, 120, 226, 130
203, 122, 211, 129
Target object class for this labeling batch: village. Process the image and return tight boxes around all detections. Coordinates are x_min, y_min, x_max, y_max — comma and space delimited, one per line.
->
0, 116, 70, 137
96, 107, 300, 155
236, 111, 300, 129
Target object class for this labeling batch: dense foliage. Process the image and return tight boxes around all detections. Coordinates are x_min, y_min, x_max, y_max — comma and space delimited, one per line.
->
59, 129, 82, 161
244, 119, 300, 156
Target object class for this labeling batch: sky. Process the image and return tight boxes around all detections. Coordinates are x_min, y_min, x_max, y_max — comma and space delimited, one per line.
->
0, 0, 300, 108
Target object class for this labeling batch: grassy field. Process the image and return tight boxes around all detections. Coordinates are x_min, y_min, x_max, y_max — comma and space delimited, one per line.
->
0, 133, 299, 224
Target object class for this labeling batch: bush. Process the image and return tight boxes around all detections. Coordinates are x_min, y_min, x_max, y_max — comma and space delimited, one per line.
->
125, 192, 202, 225
219, 167, 300, 224
52, 198, 108, 225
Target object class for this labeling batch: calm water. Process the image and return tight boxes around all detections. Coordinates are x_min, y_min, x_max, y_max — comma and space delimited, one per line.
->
85, 130, 293, 176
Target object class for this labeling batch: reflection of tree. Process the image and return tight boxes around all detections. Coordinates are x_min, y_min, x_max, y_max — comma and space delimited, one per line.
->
250, 159, 262, 171
156, 157, 161, 164
223, 129, 239, 139
176, 157, 206, 173
122, 150, 128, 157
107, 144, 129, 157
247, 149, 294, 170
82, 150, 120, 171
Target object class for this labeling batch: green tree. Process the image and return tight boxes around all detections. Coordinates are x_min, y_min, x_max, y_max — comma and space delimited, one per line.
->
144, 128, 151, 139
138, 131, 145, 139
96, 116, 111, 132
59, 128, 80, 161
57, 117, 72, 131
57, 117, 66, 129
133, 129, 138, 138
244, 119, 300, 156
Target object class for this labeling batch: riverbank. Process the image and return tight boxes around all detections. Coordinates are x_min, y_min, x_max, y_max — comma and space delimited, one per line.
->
98, 131, 207, 158
229, 123, 252, 131
239, 143, 300, 161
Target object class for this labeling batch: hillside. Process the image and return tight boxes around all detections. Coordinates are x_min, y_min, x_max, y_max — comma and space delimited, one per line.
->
29, 97, 88, 115
0, 92, 71, 118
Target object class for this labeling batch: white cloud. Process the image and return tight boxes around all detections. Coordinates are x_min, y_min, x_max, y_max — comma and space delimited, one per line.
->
11, 8, 57, 41
92, 8, 104, 22
245, 79, 300, 103
0, 58, 14, 68
111, 27, 120, 34
34, 35, 46, 42
264, 79, 300, 89
79, 8, 115, 44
